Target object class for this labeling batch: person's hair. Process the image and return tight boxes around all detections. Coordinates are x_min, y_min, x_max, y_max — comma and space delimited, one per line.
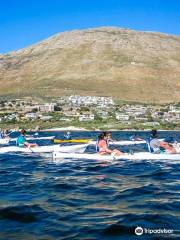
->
151, 129, 158, 138
98, 133, 105, 140
103, 131, 112, 137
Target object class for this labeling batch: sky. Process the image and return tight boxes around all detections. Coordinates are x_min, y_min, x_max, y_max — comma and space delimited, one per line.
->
0, 0, 180, 53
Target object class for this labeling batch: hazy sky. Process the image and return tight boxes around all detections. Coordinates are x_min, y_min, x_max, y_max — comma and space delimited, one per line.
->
0, 0, 179, 53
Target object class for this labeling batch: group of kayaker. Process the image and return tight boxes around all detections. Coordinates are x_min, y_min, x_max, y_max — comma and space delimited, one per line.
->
95, 130, 179, 156
1, 128, 179, 154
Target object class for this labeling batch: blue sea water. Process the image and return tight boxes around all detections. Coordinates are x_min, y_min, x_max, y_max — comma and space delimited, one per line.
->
0, 131, 180, 240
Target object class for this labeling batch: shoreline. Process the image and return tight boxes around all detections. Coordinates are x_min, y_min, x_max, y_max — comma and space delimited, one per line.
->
1, 125, 179, 132
39, 127, 180, 132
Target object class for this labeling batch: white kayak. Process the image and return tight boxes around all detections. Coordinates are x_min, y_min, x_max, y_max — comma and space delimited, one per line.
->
0, 144, 88, 154
52, 152, 180, 161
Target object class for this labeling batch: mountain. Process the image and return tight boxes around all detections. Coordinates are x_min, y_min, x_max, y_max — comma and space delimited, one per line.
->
0, 27, 180, 103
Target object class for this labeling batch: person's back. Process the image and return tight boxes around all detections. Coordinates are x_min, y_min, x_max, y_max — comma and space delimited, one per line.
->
97, 133, 109, 154
98, 138, 112, 154
149, 138, 160, 153
17, 134, 26, 147
64, 132, 71, 140
17, 129, 37, 148
147, 129, 160, 153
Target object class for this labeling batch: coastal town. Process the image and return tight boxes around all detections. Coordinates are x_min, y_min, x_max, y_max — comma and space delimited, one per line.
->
0, 95, 179, 130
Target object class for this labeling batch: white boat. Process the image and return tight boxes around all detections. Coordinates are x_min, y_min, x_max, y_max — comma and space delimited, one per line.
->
0, 144, 88, 154
52, 152, 180, 161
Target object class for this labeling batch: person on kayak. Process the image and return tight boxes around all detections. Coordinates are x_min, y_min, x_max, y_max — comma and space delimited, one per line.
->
148, 129, 178, 154
103, 131, 114, 145
17, 129, 37, 148
129, 133, 143, 141
160, 137, 179, 154
0, 129, 10, 139
64, 131, 72, 140
0, 130, 4, 139
97, 132, 124, 156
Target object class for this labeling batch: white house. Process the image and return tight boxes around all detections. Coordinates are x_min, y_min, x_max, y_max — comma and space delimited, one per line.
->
25, 112, 38, 120
40, 115, 53, 121
142, 122, 160, 126
116, 113, 129, 121
134, 116, 148, 122
39, 103, 55, 112
97, 111, 109, 119
79, 114, 95, 122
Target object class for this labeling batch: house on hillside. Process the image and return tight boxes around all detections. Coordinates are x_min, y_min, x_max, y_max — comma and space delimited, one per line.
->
25, 112, 38, 120
97, 111, 109, 119
116, 113, 129, 121
39, 115, 53, 121
39, 103, 56, 112
79, 114, 95, 122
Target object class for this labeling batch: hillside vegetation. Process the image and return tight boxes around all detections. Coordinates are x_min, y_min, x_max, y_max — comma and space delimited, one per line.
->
0, 27, 180, 103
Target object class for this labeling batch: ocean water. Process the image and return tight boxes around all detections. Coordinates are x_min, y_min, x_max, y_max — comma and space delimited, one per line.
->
0, 131, 180, 240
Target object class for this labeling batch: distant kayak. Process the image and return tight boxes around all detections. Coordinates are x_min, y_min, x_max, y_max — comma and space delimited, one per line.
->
53, 139, 92, 143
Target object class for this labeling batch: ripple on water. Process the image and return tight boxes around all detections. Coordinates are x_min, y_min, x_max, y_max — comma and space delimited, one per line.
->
0, 205, 39, 223
0, 131, 179, 239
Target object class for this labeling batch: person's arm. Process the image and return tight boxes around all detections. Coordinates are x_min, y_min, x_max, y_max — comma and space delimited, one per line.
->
24, 141, 30, 147
105, 147, 113, 153
102, 145, 113, 154
160, 141, 170, 149
98, 140, 112, 153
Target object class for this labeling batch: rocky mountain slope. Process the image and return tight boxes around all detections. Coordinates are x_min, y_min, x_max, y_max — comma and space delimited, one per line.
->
0, 27, 180, 103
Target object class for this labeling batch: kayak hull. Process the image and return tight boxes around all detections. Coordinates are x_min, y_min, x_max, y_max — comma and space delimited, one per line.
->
52, 152, 180, 161
0, 144, 88, 154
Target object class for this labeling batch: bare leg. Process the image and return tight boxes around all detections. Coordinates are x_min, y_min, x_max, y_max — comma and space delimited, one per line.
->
165, 148, 177, 154
112, 149, 124, 156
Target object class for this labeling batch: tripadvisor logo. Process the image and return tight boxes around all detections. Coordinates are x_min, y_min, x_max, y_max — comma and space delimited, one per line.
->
135, 226, 174, 236
135, 227, 143, 235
